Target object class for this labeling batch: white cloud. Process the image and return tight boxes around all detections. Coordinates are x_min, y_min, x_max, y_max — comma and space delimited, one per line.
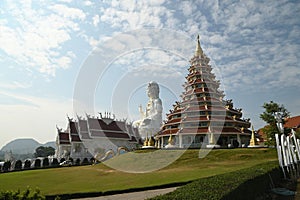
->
92, 15, 100, 27
58, 0, 73, 3
100, 1, 170, 30
0, 1, 85, 76
83, 1, 93, 6
180, 1, 195, 17
50, 4, 86, 20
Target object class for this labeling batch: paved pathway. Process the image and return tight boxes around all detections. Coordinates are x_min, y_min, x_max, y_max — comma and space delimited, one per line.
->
76, 187, 178, 200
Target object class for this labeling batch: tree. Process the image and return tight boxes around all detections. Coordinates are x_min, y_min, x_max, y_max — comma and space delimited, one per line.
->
34, 159, 41, 168
42, 158, 49, 168
34, 146, 55, 158
75, 158, 81, 166
81, 158, 90, 165
51, 158, 59, 167
260, 101, 290, 146
2, 161, 11, 172
14, 160, 22, 171
60, 158, 65, 164
24, 160, 31, 169
295, 128, 300, 138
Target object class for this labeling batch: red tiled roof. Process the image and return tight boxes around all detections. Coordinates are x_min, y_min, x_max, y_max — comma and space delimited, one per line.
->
165, 118, 182, 124
70, 134, 81, 142
58, 131, 70, 144
87, 118, 127, 132
184, 106, 226, 112
69, 121, 81, 142
78, 131, 91, 139
167, 108, 183, 116
79, 119, 88, 132
160, 127, 250, 136
181, 97, 220, 104
90, 130, 129, 139
160, 128, 180, 135
284, 116, 300, 128
76, 119, 92, 139
179, 127, 209, 134
181, 116, 230, 122
69, 121, 78, 134
257, 116, 300, 138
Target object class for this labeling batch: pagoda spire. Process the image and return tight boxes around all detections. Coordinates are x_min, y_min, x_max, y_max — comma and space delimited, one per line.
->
194, 34, 203, 57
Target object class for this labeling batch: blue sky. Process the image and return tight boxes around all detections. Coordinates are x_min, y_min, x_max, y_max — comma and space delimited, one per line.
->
0, 0, 300, 149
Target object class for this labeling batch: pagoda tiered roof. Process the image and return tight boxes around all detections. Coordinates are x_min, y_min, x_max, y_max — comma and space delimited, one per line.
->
158, 35, 251, 138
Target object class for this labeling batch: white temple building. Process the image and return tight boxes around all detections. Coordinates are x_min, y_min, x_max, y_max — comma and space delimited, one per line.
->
55, 112, 141, 161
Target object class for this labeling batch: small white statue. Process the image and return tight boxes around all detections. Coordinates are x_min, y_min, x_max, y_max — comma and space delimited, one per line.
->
134, 81, 163, 139
275, 112, 284, 134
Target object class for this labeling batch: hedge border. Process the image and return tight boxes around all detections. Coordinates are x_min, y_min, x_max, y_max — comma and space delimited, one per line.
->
149, 161, 284, 200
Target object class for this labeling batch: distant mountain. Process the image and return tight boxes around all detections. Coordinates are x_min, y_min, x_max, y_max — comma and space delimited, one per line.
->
43, 141, 56, 148
1, 138, 56, 154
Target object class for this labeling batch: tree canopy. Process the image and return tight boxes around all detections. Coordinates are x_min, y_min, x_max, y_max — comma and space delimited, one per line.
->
260, 101, 290, 125
34, 146, 55, 158
260, 101, 290, 145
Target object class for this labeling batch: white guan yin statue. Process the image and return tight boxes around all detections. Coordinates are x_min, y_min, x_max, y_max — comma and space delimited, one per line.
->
134, 81, 163, 139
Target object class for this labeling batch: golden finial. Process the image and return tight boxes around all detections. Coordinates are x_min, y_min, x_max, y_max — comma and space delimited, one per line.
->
195, 34, 203, 57
209, 133, 215, 144
168, 134, 173, 144
249, 125, 258, 146
148, 136, 155, 146
144, 135, 149, 146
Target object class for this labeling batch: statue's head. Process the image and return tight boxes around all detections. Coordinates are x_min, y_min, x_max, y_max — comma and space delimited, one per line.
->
147, 81, 159, 98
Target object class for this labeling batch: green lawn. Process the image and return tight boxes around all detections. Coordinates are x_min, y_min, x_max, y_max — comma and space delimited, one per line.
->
0, 148, 277, 196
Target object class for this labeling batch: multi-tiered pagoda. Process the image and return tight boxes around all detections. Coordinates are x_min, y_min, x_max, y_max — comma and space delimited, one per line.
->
157, 36, 251, 148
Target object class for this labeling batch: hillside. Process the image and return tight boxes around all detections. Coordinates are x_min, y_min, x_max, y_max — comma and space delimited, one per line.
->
1, 138, 56, 154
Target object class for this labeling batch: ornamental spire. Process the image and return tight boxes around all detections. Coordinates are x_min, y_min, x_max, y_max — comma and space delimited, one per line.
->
194, 34, 203, 57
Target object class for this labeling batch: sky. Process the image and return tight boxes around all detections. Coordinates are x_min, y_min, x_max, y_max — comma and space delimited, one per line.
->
0, 0, 300, 149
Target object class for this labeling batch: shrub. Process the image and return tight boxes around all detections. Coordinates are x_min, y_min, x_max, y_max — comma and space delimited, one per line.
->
2, 161, 11, 172
42, 158, 49, 168
150, 161, 281, 200
51, 158, 59, 167
24, 160, 31, 169
90, 157, 95, 164
0, 188, 45, 200
60, 158, 66, 164
34, 159, 41, 168
75, 158, 81, 166
81, 158, 90, 165
14, 160, 22, 171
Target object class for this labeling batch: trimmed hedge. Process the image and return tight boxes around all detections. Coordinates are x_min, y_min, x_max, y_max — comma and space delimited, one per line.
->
0, 188, 45, 200
149, 161, 282, 200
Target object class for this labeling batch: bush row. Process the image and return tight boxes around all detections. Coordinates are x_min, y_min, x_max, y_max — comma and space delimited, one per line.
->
149, 161, 282, 200
0, 188, 45, 200
1, 157, 95, 173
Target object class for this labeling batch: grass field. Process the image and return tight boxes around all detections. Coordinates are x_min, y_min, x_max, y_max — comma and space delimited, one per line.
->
0, 148, 277, 196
